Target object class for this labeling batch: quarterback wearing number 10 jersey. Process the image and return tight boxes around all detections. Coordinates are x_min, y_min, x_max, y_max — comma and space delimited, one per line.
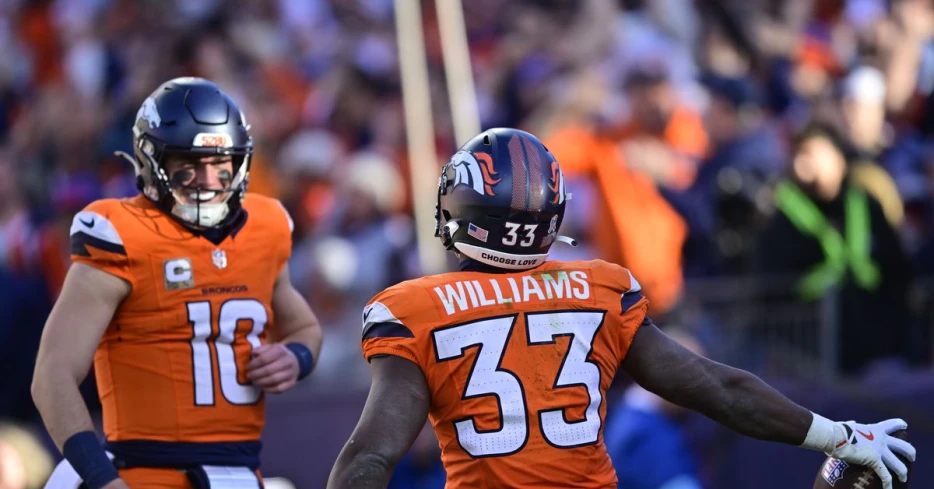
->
362, 259, 647, 488
36, 78, 321, 489
72, 192, 292, 445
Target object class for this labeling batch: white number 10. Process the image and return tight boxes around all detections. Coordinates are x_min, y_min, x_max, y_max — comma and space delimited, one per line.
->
188, 299, 267, 406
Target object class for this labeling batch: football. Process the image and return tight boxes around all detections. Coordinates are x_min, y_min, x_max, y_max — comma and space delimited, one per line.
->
813, 430, 911, 489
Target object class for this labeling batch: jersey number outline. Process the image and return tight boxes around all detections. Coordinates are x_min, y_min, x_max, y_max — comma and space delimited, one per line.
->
431, 310, 605, 457
188, 299, 267, 406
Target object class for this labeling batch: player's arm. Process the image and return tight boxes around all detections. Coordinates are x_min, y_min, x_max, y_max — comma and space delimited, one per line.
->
327, 355, 430, 489
246, 265, 323, 393
31, 262, 130, 489
622, 322, 916, 489
623, 322, 811, 443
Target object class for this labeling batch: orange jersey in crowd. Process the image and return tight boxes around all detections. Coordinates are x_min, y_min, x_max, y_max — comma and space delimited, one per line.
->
361, 259, 648, 489
69, 194, 292, 448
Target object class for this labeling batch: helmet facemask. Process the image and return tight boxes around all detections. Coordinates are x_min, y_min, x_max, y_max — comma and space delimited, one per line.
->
118, 133, 252, 229
164, 152, 250, 228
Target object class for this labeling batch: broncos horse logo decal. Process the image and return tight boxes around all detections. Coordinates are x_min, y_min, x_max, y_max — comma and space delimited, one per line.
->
549, 160, 566, 204
136, 97, 162, 129
450, 150, 502, 196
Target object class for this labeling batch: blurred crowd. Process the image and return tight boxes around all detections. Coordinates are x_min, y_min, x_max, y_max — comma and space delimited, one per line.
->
2, 0, 934, 487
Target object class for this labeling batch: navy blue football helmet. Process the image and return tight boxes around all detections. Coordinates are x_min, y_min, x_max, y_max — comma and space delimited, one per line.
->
117, 77, 253, 229
435, 128, 574, 270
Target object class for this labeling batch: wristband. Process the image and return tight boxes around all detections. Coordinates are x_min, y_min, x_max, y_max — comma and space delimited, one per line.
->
63, 431, 119, 489
801, 412, 840, 453
285, 342, 315, 381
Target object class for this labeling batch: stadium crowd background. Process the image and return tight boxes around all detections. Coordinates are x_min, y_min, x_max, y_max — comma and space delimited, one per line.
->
1, 0, 933, 487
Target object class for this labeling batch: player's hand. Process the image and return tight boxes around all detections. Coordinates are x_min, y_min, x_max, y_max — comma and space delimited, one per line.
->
102, 478, 131, 489
827, 418, 916, 489
246, 344, 300, 394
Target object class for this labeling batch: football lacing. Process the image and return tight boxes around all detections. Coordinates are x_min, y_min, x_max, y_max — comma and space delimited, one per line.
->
853, 468, 875, 489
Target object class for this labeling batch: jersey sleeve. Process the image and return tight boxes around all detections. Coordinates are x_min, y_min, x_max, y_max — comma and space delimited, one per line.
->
593, 260, 649, 359
360, 283, 435, 367
69, 201, 136, 286
274, 199, 294, 261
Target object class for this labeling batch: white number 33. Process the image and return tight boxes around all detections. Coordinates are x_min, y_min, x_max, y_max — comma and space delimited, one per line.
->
503, 222, 537, 247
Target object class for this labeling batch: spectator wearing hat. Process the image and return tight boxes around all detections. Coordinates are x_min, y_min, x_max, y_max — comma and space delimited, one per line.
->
842, 66, 889, 158
838, 66, 906, 231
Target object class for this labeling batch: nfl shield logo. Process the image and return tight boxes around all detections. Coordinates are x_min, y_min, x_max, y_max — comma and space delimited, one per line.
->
548, 214, 558, 235
212, 249, 227, 269
821, 458, 849, 486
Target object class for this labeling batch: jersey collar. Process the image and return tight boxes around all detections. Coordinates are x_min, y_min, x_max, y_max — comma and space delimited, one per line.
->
458, 258, 518, 274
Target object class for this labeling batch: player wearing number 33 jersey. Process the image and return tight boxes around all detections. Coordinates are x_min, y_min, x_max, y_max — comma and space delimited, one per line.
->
328, 128, 916, 489
33, 78, 322, 489
361, 259, 646, 487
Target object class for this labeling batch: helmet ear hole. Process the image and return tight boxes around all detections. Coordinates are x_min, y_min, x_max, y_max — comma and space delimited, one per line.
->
442, 209, 453, 222
440, 220, 459, 250
483, 134, 492, 146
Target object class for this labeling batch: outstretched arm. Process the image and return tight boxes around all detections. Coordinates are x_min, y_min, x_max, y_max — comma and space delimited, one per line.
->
622, 322, 811, 443
327, 355, 431, 489
622, 322, 916, 489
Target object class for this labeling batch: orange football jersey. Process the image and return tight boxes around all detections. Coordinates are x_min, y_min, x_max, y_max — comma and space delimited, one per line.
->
361, 259, 648, 489
69, 194, 292, 445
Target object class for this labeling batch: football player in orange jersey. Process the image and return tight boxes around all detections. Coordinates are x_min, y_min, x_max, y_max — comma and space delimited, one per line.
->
32, 78, 322, 489
328, 128, 915, 489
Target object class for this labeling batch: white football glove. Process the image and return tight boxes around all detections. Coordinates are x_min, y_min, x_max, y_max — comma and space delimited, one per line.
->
821, 418, 916, 489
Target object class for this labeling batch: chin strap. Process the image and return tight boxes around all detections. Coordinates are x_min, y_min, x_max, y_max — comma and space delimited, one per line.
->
115, 151, 144, 175
115, 150, 148, 192
555, 235, 578, 247
171, 201, 230, 228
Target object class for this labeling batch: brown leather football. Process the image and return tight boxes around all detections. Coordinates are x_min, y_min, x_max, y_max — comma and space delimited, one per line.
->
813, 430, 911, 489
